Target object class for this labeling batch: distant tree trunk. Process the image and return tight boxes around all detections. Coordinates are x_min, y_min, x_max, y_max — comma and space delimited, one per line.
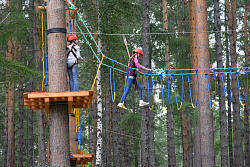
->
91, 0, 98, 165
229, 0, 244, 166
214, 0, 229, 166
163, 0, 176, 166
195, 0, 215, 166
7, 83, 15, 167
141, 0, 151, 166
105, 84, 111, 167
225, 0, 233, 166
96, 37, 103, 167
27, 82, 34, 167
244, 4, 250, 167
17, 78, 24, 167
112, 102, 122, 166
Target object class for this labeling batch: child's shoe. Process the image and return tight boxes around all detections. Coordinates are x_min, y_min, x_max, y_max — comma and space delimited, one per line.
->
139, 100, 149, 107
117, 103, 127, 110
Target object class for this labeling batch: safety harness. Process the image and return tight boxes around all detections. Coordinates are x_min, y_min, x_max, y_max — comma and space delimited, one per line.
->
67, 44, 78, 69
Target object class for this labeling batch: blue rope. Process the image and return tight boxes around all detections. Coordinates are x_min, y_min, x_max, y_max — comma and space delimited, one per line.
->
187, 73, 195, 108
220, 72, 227, 105
204, 69, 216, 109
171, 70, 184, 110
165, 70, 170, 109
236, 68, 248, 106
145, 71, 155, 110
69, 20, 72, 34
109, 66, 114, 101
159, 74, 164, 107
205, 73, 212, 108
228, 68, 232, 107
112, 60, 116, 102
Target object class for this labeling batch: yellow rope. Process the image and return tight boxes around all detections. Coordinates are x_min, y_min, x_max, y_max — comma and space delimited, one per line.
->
149, 105, 154, 110
85, 54, 105, 115
191, 103, 197, 109
41, 11, 45, 91
178, 102, 183, 110
113, 92, 116, 102
91, 54, 105, 90
240, 101, 246, 107
210, 101, 216, 109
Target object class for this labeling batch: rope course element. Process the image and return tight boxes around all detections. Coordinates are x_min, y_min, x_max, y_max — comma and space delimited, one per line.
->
236, 67, 248, 106
186, 69, 199, 108
205, 68, 216, 109
171, 70, 184, 110
145, 71, 155, 110
220, 72, 229, 107
109, 60, 116, 102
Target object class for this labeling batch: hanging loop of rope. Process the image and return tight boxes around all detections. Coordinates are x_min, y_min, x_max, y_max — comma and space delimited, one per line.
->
109, 61, 116, 102
228, 68, 232, 107
205, 69, 216, 109
236, 68, 248, 106
159, 74, 164, 108
220, 72, 228, 107
171, 71, 183, 110
165, 70, 170, 110
145, 71, 154, 110
112, 60, 116, 102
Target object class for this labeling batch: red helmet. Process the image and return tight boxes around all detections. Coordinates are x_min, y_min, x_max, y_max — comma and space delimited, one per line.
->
67, 34, 78, 42
133, 48, 143, 56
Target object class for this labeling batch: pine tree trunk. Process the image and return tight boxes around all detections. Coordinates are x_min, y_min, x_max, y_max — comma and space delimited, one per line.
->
244, 4, 250, 167
189, 0, 201, 166
225, 0, 233, 165
229, 0, 244, 166
214, 0, 229, 166
195, 0, 215, 166
7, 83, 15, 167
17, 78, 24, 167
105, 85, 111, 167
47, 0, 70, 165
112, 102, 122, 166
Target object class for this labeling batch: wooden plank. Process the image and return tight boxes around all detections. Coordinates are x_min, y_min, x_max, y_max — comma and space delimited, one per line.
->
70, 8, 78, 19
68, 97, 73, 113
27, 91, 90, 98
45, 98, 50, 114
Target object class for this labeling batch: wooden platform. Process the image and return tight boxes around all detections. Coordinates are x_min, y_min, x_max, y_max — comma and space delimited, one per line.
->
48, 153, 94, 166
70, 154, 94, 167
23, 90, 93, 114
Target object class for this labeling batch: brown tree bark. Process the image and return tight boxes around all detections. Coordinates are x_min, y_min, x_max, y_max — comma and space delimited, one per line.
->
47, 0, 70, 166
163, 1, 176, 166
17, 77, 24, 167
228, 0, 244, 166
195, 0, 215, 166
225, 0, 234, 165
141, 0, 152, 166
243, 4, 249, 166
214, 0, 229, 166
189, 1, 201, 166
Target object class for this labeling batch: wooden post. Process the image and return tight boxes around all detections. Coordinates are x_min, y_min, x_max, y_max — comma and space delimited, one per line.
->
47, 0, 70, 166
